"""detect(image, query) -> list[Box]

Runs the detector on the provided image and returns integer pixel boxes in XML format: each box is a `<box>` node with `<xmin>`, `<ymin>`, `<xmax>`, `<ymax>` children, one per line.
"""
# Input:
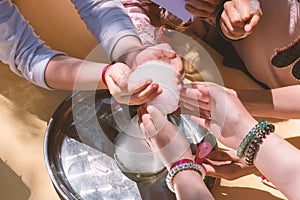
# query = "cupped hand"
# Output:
<box><xmin>138</xmin><ymin>105</ymin><xmax>193</xmax><ymax>169</ymax></box>
<box><xmin>105</xmin><ymin>62</ymin><xmax>162</xmax><ymax>105</ymax></box>
<box><xmin>220</xmin><ymin>0</ymin><xmax>262</xmax><ymax>40</ymax></box>
<box><xmin>130</xmin><ymin>43</ymin><xmax>183</xmax><ymax>76</ymax></box>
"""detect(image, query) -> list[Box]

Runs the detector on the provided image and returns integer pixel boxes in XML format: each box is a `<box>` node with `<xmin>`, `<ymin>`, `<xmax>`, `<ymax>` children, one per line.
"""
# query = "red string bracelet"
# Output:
<box><xmin>101</xmin><ymin>62</ymin><xmax>115</xmax><ymax>87</ymax></box>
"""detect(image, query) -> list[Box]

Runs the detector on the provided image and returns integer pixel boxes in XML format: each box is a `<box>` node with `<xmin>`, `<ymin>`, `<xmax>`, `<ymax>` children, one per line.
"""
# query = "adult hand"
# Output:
<box><xmin>220</xmin><ymin>0</ymin><xmax>262</xmax><ymax>40</ymax></box>
<box><xmin>138</xmin><ymin>105</ymin><xmax>192</xmax><ymax>169</ymax></box>
<box><xmin>105</xmin><ymin>62</ymin><xmax>162</xmax><ymax>105</ymax></box>
<box><xmin>185</xmin><ymin>0</ymin><xmax>221</xmax><ymax>19</ymax></box>
<box><xmin>203</xmin><ymin>149</ymin><xmax>260</xmax><ymax>180</ymax></box>
<box><xmin>181</xmin><ymin>82</ymin><xmax>257</xmax><ymax>149</ymax></box>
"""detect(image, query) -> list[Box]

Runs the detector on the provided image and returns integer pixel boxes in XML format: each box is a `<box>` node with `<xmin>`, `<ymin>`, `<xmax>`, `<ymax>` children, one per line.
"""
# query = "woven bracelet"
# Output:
<box><xmin>237</xmin><ymin>120</ymin><xmax>269</xmax><ymax>158</ymax></box>
<box><xmin>245</xmin><ymin>123</ymin><xmax>275</xmax><ymax>166</ymax></box>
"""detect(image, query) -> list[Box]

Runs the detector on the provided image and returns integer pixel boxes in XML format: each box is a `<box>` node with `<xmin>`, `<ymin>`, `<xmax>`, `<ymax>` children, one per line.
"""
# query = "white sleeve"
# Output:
<box><xmin>70</xmin><ymin>0</ymin><xmax>141</xmax><ymax>61</ymax></box>
<box><xmin>0</xmin><ymin>0</ymin><xmax>65</xmax><ymax>89</ymax></box>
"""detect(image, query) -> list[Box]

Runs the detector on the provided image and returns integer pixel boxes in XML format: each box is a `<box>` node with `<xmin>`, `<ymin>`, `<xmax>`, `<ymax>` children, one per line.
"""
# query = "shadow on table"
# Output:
<box><xmin>212</xmin><ymin>136</ymin><xmax>300</xmax><ymax>200</ymax></box>
<box><xmin>0</xmin><ymin>158</ymin><xmax>31</xmax><ymax>200</ymax></box>
<box><xmin>0</xmin><ymin>63</ymin><xmax>70</xmax><ymax>122</ymax></box>
<box><xmin>212</xmin><ymin>179</ymin><xmax>285</xmax><ymax>200</ymax></box>
<box><xmin>285</xmin><ymin>136</ymin><xmax>300</xmax><ymax>149</ymax></box>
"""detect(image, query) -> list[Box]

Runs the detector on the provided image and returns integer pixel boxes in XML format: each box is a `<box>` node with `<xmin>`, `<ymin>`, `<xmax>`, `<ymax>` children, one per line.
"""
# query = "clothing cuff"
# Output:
<box><xmin>31</xmin><ymin>51</ymin><xmax>66</xmax><ymax>90</ymax></box>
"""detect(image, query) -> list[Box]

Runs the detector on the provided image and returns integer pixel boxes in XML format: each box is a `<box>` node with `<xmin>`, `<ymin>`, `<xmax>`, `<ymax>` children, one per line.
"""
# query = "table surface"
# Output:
<box><xmin>1</xmin><ymin>1</ymin><xmax>299</xmax><ymax>199</ymax></box>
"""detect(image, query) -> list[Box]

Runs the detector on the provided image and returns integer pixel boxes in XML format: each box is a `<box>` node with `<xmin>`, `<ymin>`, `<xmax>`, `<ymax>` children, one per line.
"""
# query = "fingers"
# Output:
<box><xmin>180</xmin><ymin>95</ymin><xmax>210</xmax><ymax>110</ymax></box>
<box><xmin>203</xmin><ymin>150</ymin><xmax>259</xmax><ymax>180</ymax></box>
<box><xmin>190</xmin><ymin>115</ymin><xmax>210</xmax><ymax>129</ymax></box>
<box><xmin>221</xmin><ymin>0</ymin><xmax>262</xmax><ymax>39</ymax></box>
<box><xmin>185</xmin><ymin>0</ymin><xmax>219</xmax><ymax>17</ymax></box>
<box><xmin>181</xmin><ymin>83</ymin><xmax>210</xmax><ymax>102</ymax></box>
<box><xmin>150</xmin><ymin>43</ymin><xmax>184</xmax><ymax>75</ymax></box>
<box><xmin>106</xmin><ymin>63</ymin><xmax>130</xmax><ymax>87</ymax></box>
<box><xmin>140</xmin><ymin>113</ymin><xmax>157</xmax><ymax>138</ymax></box>
<box><xmin>157</xmin><ymin>43</ymin><xmax>177</xmax><ymax>58</ymax></box>
<box><xmin>179</xmin><ymin>82</ymin><xmax>212</xmax><ymax>118</ymax></box>
<box><xmin>146</xmin><ymin>105</ymin><xmax>167</xmax><ymax>133</ymax></box>
<box><xmin>121</xmin><ymin>83</ymin><xmax>163</xmax><ymax>105</ymax></box>
<box><xmin>244</xmin><ymin>11</ymin><xmax>262</xmax><ymax>33</ymax></box>
<box><xmin>107</xmin><ymin>62</ymin><xmax>164</xmax><ymax>105</ymax></box>
<box><xmin>205</xmin><ymin>150</ymin><xmax>241</xmax><ymax>162</ymax></box>
<box><xmin>138</xmin><ymin>105</ymin><xmax>168</xmax><ymax>138</ymax></box>
<box><xmin>180</xmin><ymin>83</ymin><xmax>211</xmax><ymax>110</ymax></box>
<box><xmin>203</xmin><ymin>162</ymin><xmax>250</xmax><ymax>180</ymax></box>
<box><xmin>180</xmin><ymin>102</ymin><xmax>211</xmax><ymax>119</ymax></box>
<box><xmin>223</xmin><ymin>3</ymin><xmax>245</xmax><ymax>34</ymax></box>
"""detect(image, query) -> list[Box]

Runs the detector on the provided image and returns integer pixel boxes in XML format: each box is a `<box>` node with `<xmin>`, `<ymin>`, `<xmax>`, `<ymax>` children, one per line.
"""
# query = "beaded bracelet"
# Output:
<box><xmin>166</xmin><ymin>161</ymin><xmax>206</xmax><ymax>193</ymax></box>
<box><xmin>169</xmin><ymin>159</ymin><xmax>194</xmax><ymax>170</ymax></box>
<box><xmin>245</xmin><ymin>123</ymin><xmax>275</xmax><ymax>166</ymax></box>
<box><xmin>237</xmin><ymin>120</ymin><xmax>269</xmax><ymax>158</ymax></box>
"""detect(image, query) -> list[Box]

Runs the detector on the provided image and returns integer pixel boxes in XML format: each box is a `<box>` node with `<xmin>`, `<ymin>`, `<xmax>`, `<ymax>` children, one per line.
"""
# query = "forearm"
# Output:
<box><xmin>45</xmin><ymin>55</ymin><xmax>108</xmax><ymax>90</ymax></box>
<box><xmin>254</xmin><ymin>133</ymin><xmax>300</xmax><ymax>200</ymax></box>
<box><xmin>231</xmin><ymin>120</ymin><xmax>300</xmax><ymax>199</ymax></box>
<box><xmin>237</xmin><ymin>85</ymin><xmax>300</xmax><ymax>119</ymax></box>
<box><xmin>70</xmin><ymin>0</ymin><xmax>142</xmax><ymax>61</ymax></box>
<box><xmin>0</xmin><ymin>0</ymin><xmax>64</xmax><ymax>89</ymax></box>
<box><xmin>173</xmin><ymin>170</ymin><xmax>214</xmax><ymax>200</ymax></box>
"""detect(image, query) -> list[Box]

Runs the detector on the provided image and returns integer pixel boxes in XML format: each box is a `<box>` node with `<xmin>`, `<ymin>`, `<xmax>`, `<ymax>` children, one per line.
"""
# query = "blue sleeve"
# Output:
<box><xmin>0</xmin><ymin>0</ymin><xmax>65</xmax><ymax>89</ymax></box>
<box><xmin>70</xmin><ymin>0</ymin><xmax>140</xmax><ymax>60</ymax></box>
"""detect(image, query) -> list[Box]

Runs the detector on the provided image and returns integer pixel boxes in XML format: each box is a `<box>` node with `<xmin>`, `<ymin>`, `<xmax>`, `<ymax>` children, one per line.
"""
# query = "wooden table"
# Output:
<box><xmin>1</xmin><ymin>1</ymin><xmax>299</xmax><ymax>199</ymax></box>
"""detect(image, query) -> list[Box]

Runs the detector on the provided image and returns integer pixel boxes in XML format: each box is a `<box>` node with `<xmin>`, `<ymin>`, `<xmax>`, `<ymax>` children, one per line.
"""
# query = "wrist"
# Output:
<box><xmin>237</xmin><ymin>120</ymin><xmax>273</xmax><ymax>159</ymax></box>
<box><xmin>173</xmin><ymin>169</ymin><xmax>203</xmax><ymax>187</ymax></box>
<box><xmin>233</xmin><ymin>118</ymin><xmax>258</xmax><ymax>150</ymax></box>
<box><xmin>111</xmin><ymin>35</ymin><xmax>143</xmax><ymax>67</ymax></box>
<box><xmin>166</xmin><ymin>160</ymin><xmax>206</xmax><ymax>193</ymax></box>
<box><xmin>101</xmin><ymin>62</ymin><xmax>116</xmax><ymax>88</ymax></box>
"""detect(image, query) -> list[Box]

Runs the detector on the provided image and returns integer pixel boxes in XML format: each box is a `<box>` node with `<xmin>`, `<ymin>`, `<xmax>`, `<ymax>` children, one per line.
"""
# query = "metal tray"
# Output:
<box><xmin>44</xmin><ymin>90</ymin><xmax>217</xmax><ymax>200</ymax></box>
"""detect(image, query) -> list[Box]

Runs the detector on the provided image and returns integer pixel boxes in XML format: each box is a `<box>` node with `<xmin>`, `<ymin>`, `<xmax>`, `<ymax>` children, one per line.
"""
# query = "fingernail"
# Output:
<box><xmin>244</xmin><ymin>24</ymin><xmax>252</xmax><ymax>32</ymax></box>
<box><xmin>146</xmin><ymin>105</ymin><xmax>155</xmax><ymax>113</ymax></box>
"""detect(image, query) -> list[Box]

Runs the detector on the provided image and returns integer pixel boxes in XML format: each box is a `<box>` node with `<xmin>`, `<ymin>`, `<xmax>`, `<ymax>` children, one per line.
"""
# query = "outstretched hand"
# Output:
<box><xmin>181</xmin><ymin>82</ymin><xmax>257</xmax><ymax>149</ymax></box>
